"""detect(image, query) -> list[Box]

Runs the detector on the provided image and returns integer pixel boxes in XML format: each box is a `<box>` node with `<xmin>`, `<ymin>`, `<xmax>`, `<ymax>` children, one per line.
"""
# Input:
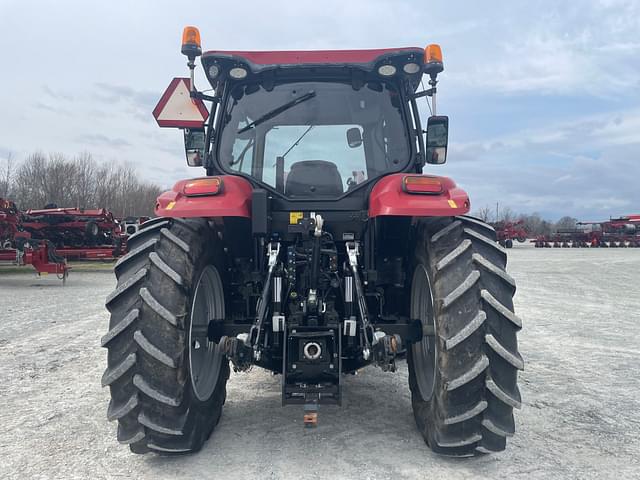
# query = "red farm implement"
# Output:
<box><xmin>0</xmin><ymin>198</ymin><xmax>20</xmax><ymax>249</ymax></box>
<box><xmin>0</xmin><ymin>198</ymin><xmax>69</xmax><ymax>279</ymax></box>
<box><xmin>491</xmin><ymin>220</ymin><xmax>528</xmax><ymax>248</ymax></box>
<box><xmin>0</xmin><ymin>240</ymin><xmax>70</xmax><ymax>280</ymax></box>
<box><xmin>21</xmin><ymin>206</ymin><xmax>127</xmax><ymax>260</ymax></box>
<box><xmin>532</xmin><ymin>215</ymin><xmax>640</xmax><ymax>248</ymax></box>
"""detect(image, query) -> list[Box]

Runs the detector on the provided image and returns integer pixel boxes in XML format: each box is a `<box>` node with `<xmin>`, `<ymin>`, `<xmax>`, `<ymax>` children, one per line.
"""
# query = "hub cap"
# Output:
<box><xmin>410</xmin><ymin>265</ymin><xmax>437</xmax><ymax>401</ymax></box>
<box><xmin>189</xmin><ymin>264</ymin><xmax>224</xmax><ymax>401</ymax></box>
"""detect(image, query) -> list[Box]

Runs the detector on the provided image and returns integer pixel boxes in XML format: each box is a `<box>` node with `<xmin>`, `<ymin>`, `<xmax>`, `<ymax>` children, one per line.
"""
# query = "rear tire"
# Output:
<box><xmin>102</xmin><ymin>217</ymin><xmax>230</xmax><ymax>454</ymax></box>
<box><xmin>408</xmin><ymin>215</ymin><xmax>523</xmax><ymax>456</ymax></box>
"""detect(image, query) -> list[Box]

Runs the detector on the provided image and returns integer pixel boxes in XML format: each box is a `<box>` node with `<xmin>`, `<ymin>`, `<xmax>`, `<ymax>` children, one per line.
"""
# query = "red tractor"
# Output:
<box><xmin>102</xmin><ymin>27</ymin><xmax>523</xmax><ymax>456</ymax></box>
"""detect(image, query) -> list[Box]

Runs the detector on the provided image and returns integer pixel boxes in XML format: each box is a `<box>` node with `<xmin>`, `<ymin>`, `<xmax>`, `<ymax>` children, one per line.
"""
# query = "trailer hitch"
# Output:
<box><xmin>372</xmin><ymin>332</ymin><xmax>403</xmax><ymax>372</ymax></box>
<box><xmin>218</xmin><ymin>334</ymin><xmax>253</xmax><ymax>372</ymax></box>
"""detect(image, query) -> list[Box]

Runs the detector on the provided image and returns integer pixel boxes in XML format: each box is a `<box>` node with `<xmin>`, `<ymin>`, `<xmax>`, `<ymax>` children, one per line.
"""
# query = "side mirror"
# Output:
<box><xmin>184</xmin><ymin>128</ymin><xmax>206</xmax><ymax>166</ymax></box>
<box><xmin>346</xmin><ymin>127</ymin><xmax>363</xmax><ymax>148</ymax></box>
<box><xmin>425</xmin><ymin>116</ymin><xmax>448</xmax><ymax>165</ymax></box>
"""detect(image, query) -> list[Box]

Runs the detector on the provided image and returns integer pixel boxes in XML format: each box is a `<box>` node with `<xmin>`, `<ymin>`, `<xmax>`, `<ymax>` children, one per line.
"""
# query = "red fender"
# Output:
<box><xmin>368</xmin><ymin>173</ymin><xmax>470</xmax><ymax>218</ymax></box>
<box><xmin>155</xmin><ymin>176</ymin><xmax>253</xmax><ymax>218</ymax></box>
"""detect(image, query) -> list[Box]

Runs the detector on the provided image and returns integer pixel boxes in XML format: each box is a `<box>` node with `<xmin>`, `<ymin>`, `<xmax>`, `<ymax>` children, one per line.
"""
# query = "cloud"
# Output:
<box><xmin>75</xmin><ymin>134</ymin><xmax>131</xmax><ymax>149</ymax></box>
<box><xmin>452</xmin><ymin>107</ymin><xmax>640</xmax><ymax>154</ymax></box>
<box><xmin>94</xmin><ymin>82</ymin><xmax>157</xmax><ymax>109</ymax></box>
<box><xmin>446</xmin><ymin>2</ymin><xmax>640</xmax><ymax>96</ymax></box>
<box><xmin>42</xmin><ymin>85</ymin><xmax>74</xmax><ymax>101</ymax></box>
<box><xmin>440</xmin><ymin>110</ymin><xmax>640</xmax><ymax>220</ymax></box>
<box><xmin>92</xmin><ymin>82</ymin><xmax>159</xmax><ymax>123</ymax></box>
<box><xmin>33</xmin><ymin>102</ymin><xmax>71</xmax><ymax>116</ymax></box>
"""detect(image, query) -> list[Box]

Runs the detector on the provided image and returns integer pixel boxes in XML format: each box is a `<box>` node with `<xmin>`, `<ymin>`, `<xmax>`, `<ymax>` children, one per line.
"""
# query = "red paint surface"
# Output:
<box><xmin>368</xmin><ymin>174</ymin><xmax>470</xmax><ymax>218</ymax></box>
<box><xmin>203</xmin><ymin>48</ymin><xmax>423</xmax><ymax>66</ymax></box>
<box><xmin>155</xmin><ymin>176</ymin><xmax>253</xmax><ymax>218</ymax></box>
<box><xmin>0</xmin><ymin>244</ymin><xmax>69</xmax><ymax>276</ymax></box>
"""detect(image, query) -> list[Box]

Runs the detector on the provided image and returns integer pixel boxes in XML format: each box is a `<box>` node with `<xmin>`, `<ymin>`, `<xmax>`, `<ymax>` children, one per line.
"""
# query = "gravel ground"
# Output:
<box><xmin>1</xmin><ymin>246</ymin><xmax>639</xmax><ymax>480</ymax></box>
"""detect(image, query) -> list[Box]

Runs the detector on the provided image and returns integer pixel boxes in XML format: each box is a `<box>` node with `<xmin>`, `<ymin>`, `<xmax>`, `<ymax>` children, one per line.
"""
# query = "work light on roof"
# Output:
<box><xmin>377</xmin><ymin>64</ymin><xmax>397</xmax><ymax>77</ymax></box>
<box><xmin>403</xmin><ymin>62</ymin><xmax>421</xmax><ymax>74</ymax></box>
<box><xmin>208</xmin><ymin>64</ymin><xmax>221</xmax><ymax>79</ymax></box>
<box><xmin>229</xmin><ymin>67</ymin><xmax>248</xmax><ymax>79</ymax></box>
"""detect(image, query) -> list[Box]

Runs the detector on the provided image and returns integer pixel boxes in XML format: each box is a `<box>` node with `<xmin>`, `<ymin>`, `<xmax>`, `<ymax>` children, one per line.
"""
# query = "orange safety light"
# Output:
<box><xmin>181</xmin><ymin>26</ymin><xmax>202</xmax><ymax>58</ymax></box>
<box><xmin>424</xmin><ymin>44</ymin><xmax>444</xmax><ymax>76</ymax></box>
<box><xmin>424</xmin><ymin>44</ymin><xmax>443</xmax><ymax>64</ymax></box>
<box><xmin>402</xmin><ymin>175</ymin><xmax>443</xmax><ymax>194</ymax></box>
<box><xmin>183</xmin><ymin>177</ymin><xmax>223</xmax><ymax>196</ymax></box>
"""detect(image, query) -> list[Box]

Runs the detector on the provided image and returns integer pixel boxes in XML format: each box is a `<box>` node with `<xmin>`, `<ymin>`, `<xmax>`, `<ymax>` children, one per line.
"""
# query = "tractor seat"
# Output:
<box><xmin>285</xmin><ymin>160</ymin><xmax>343</xmax><ymax>197</ymax></box>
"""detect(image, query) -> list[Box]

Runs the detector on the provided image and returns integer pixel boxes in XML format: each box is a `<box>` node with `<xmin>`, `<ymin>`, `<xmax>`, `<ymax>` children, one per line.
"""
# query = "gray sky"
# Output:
<box><xmin>1</xmin><ymin>0</ymin><xmax>638</xmax><ymax>220</ymax></box>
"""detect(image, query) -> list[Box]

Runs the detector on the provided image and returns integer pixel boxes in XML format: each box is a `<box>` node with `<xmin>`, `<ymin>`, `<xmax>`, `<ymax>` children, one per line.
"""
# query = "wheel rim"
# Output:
<box><xmin>410</xmin><ymin>265</ymin><xmax>437</xmax><ymax>401</ymax></box>
<box><xmin>189</xmin><ymin>264</ymin><xmax>224</xmax><ymax>401</ymax></box>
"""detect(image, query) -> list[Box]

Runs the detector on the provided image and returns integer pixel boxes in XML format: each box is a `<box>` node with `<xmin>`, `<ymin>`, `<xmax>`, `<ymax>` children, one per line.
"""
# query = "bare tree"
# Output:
<box><xmin>72</xmin><ymin>152</ymin><xmax>97</xmax><ymax>208</ymax></box>
<box><xmin>0</xmin><ymin>152</ymin><xmax>14</xmax><ymax>198</ymax></box>
<box><xmin>473</xmin><ymin>205</ymin><xmax>493</xmax><ymax>223</ymax></box>
<box><xmin>555</xmin><ymin>216</ymin><xmax>578</xmax><ymax>232</ymax></box>
<box><xmin>498</xmin><ymin>206</ymin><xmax>516</xmax><ymax>223</ymax></box>
<box><xmin>7</xmin><ymin>151</ymin><xmax>161</xmax><ymax>216</ymax></box>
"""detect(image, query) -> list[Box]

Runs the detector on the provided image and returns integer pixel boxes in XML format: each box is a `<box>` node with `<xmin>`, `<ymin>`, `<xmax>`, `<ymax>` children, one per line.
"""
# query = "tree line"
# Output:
<box><xmin>473</xmin><ymin>205</ymin><xmax>578</xmax><ymax>236</ymax></box>
<box><xmin>0</xmin><ymin>152</ymin><xmax>162</xmax><ymax>217</ymax></box>
<box><xmin>0</xmin><ymin>152</ymin><xmax>584</xmax><ymax>231</ymax></box>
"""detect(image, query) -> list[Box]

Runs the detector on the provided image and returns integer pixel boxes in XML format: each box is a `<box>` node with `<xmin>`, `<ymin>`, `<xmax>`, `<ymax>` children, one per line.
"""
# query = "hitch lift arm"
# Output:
<box><xmin>345</xmin><ymin>241</ymin><xmax>375</xmax><ymax>359</ymax></box>
<box><xmin>248</xmin><ymin>242</ymin><xmax>281</xmax><ymax>360</ymax></box>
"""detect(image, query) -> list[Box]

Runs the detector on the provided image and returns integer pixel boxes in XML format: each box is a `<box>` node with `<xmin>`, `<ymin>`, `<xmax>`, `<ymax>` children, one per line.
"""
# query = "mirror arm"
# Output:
<box><xmin>411</xmin><ymin>88</ymin><xmax>436</xmax><ymax>100</ymax></box>
<box><xmin>204</xmin><ymin>88</ymin><xmax>222</xmax><ymax>174</ymax></box>
<box><xmin>428</xmin><ymin>76</ymin><xmax>438</xmax><ymax>115</ymax></box>
<box><xmin>409</xmin><ymin>97</ymin><xmax>426</xmax><ymax>169</ymax></box>
<box><xmin>191</xmin><ymin>91</ymin><xmax>219</xmax><ymax>103</ymax></box>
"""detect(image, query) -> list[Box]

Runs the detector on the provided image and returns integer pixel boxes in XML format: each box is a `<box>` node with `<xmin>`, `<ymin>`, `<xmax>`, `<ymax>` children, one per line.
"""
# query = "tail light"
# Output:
<box><xmin>402</xmin><ymin>175</ymin><xmax>443</xmax><ymax>194</ymax></box>
<box><xmin>183</xmin><ymin>177</ymin><xmax>223</xmax><ymax>196</ymax></box>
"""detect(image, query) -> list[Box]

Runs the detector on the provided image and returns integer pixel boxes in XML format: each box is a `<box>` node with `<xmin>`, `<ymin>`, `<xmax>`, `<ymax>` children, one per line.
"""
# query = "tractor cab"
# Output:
<box><xmin>216</xmin><ymin>77</ymin><xmax>409</xmax><ymax>199</ymax></box>
<box><xmin>157</xmin><ymin>28</ymin><xmax>450</xmax><ymax>200</ymax></box>
<box><xmin>201</xmin><ymin>48</ymin><xmax>431</xmax><ymax>200</ymax></box>
<box><xmin>153</xmin><ymin>28</ymin><xmax>465</xmax><ymax>243</ymax></box>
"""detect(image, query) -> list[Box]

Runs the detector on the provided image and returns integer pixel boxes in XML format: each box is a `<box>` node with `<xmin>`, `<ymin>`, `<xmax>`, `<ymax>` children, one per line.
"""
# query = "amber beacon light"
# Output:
<box><xmin>424</xmin><ymin>44</ymin><xmax>444</xmax><ymax>76</ymax></box>
<box><xmin>181</xmin><ymin>26</ymin><xmax>202</xmax><ymax>58</ymax></box>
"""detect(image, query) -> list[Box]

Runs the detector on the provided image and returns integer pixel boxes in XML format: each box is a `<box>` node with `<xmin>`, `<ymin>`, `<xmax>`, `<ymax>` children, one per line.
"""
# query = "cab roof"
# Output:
<box><xmin>202</xmin><ymin>47</ymin><xmax>424</xmax><ymax>67</ymax></box>
<box><xmin>201</xmin><ymin>47</ymin><xmax>426</xmax><ymax>90</ymax></box>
